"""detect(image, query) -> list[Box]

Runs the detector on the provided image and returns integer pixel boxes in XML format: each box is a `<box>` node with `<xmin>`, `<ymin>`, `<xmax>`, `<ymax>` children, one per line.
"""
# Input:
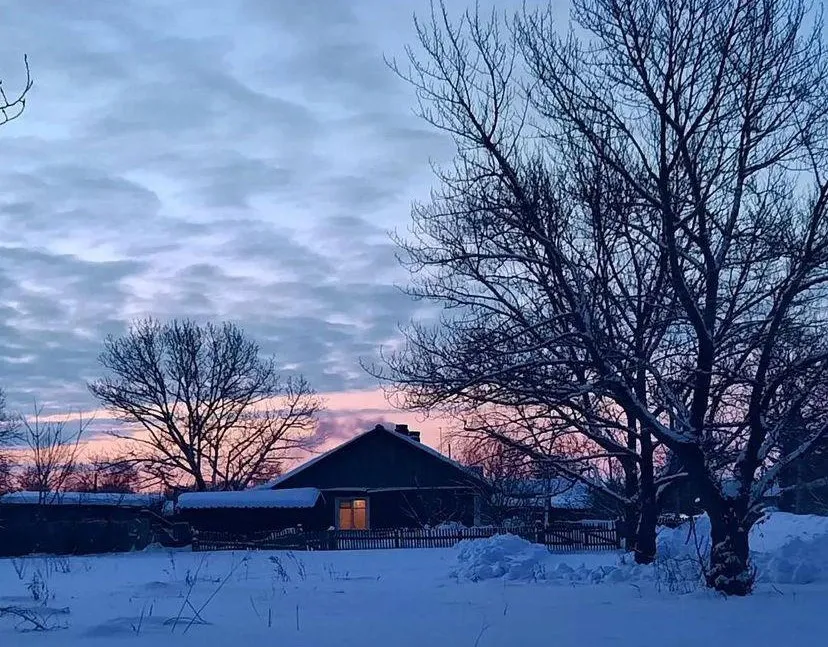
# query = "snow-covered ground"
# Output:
<box><xmin>1</xmin><ymin>512</ymin><xmax>826</xmax><ymax>646</ymax></box>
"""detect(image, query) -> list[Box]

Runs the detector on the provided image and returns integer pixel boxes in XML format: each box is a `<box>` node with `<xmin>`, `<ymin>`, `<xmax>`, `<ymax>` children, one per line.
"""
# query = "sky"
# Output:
<box><xmin>0</xmin><ymin>0</ymin><xmax>551</xmax><ymax>454</ymax></box>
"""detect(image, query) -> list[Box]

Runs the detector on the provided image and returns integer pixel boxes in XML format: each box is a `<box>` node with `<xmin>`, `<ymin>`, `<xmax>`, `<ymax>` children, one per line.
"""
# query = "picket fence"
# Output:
<box><xmin>192</xmin><ymin>520</ymin><xmax>620</xmax><ymax>553</ymax></box>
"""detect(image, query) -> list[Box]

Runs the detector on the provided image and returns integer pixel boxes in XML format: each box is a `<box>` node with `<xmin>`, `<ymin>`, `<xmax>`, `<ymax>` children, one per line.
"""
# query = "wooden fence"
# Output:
<box><xmin>192</xmin><ymin>521</ymin><xmax>620</xmax><ymax>553</ymax></box>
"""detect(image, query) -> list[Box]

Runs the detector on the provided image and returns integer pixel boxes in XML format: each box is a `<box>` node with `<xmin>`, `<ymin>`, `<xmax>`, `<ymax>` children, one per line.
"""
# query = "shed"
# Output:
<box><xmin>174</xmin><ymin>488</ymin><xmax>324</xmax><ymax>533</ymax></box>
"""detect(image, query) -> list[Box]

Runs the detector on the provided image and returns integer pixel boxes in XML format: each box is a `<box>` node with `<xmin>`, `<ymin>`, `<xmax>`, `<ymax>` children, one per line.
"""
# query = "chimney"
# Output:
<box><xmin>395</xmin><ymin>424</ymin><xmax>420</xmax><ymax>442</ymax></box>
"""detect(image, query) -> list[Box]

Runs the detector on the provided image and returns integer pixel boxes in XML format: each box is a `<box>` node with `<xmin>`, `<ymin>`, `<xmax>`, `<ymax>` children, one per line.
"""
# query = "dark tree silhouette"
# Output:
<box><xmin>374</xmin><ymin>0</ymin><xmax>828</xmax><ymax>595</ymax></box>
<box><xmin>88</xmin><ymin>318</ymin><xmax>324</xmax><ymax>491</ymax></box>
<box><xmin>65</xmin><ymin>453</ymin><xmax>142</xmax><ymax>494</ymax></box>
<box><xmin>16</xmin><ymin>404</ymin><xmax>86</xmax><ymax>500</ymax></box>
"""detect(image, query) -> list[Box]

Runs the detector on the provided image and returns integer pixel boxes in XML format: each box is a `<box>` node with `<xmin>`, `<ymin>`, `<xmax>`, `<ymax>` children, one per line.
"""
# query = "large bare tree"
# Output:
<box><xmin>88</xmin><ymin>318</ymin><xmax>324</xmax><ymax>491</ymax></box>
<box><xmin>375</xmin><ymin>0</ymin><xmax>828</xmax><ymax>595</ymax></box>
<box><xmin>374</xmin><ymin>1</ymin><xmax>676</xmax><ymax>565</ymax></box>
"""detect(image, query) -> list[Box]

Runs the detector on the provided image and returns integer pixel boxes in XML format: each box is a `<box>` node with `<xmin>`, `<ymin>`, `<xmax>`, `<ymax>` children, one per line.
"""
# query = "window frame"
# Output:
<box><xmin>335</xmin><ymin>497</ymin><xmax>370</xmax><ymax>531</ymax></box>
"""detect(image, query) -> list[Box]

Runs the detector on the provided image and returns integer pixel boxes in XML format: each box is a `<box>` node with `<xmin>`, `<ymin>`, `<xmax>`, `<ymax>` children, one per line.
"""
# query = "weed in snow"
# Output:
<box><xmin>163</xmin><ymin>551</ymin><xmax>178</xmax><ymax>581</ymax></box>
<box><xmin>50</xmin><ymin>557</ymin><xmax>71</xmax><ymax>574</ymax></box>
<box><xmin>284</xmin><ymin>552</ymin><xmax>308</xmax><ymax>581</ymax></box>
<box><xmin>27</xmin><ymin>570</ymin><xmax>53</xmax><ymax>605</ymax></box>
<box><xmin>131</xmin><ymin>601</ymin><xmax>155</xmax><ymax>636</ymax></box>
<box><xmin>168</xmin><ymin>554</ymin><xmax>250</xmax><ymax>635</ymax></box>
<box><xmin>10</xmin><ymin>558</ymin><xmax>27</xmax><ymax>581</ymax></box>
<box><xmin>269</xmin><ymin>555</ymin><xmax>291</xmax><ymax>583</ymax></box>
<box><xmin>323</xmin><ymin>562</ymin><xmax>350</xmax><ymax>581</ymax></box>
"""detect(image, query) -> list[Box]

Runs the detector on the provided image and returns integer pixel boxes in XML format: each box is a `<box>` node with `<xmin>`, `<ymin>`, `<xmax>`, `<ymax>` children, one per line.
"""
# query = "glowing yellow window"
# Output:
<box><xmin>338</xmin><ymin>498</ymin><xmax>368</xmax><ymax>530</ymax></box>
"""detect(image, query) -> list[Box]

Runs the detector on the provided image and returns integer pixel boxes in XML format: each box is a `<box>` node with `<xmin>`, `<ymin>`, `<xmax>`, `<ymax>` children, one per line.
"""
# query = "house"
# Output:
<box><xmin>174</xmin><ymin>423</ymin><xmax>487</xmax><ymax>534</ymax></box>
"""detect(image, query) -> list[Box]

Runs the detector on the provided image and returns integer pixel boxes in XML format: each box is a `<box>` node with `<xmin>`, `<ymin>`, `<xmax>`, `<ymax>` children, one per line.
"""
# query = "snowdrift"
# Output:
<box><xmin>657</xmin><ymin>511</ymin><xmax>828</xmax><ymax>585</ymax></box>
<box><xmin>451</xmin><ymin>534</ymin><xmax>551</xmax><ymax>582</ymax></box>
<box><xmin>451</xmin><ymin>512</ymin><xmax>828</xmax><ymax>587</ymax></box>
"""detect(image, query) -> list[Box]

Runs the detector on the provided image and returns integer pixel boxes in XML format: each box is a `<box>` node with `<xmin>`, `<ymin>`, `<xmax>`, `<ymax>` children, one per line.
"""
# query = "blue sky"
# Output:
<box><xmin>0</xmin><ymin>0</ymin><xmax>548</xmax><ymax>418</ymax></box>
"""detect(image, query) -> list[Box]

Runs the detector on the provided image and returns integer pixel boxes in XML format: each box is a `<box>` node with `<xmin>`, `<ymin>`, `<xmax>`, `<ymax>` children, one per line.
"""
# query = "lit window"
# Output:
<box><xmin>338</xmin><ymin>498</ymin><xmax>368</xmax><ymax>530</ymax></box>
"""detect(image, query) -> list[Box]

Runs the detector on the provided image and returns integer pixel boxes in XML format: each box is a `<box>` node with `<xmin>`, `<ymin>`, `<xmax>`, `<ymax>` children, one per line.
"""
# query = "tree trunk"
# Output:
<box><xmin>706</xmin><ymin>501</ymin><xmax>753</xmax><ymax>596</ymax></box>
<box><xmin>622</xmin><ymin>499</ymin><xmax>639</xmax><ymax>554</ymax></box>
<box><xmin>620</xmin><ymin>454</ymin><xmax>639</xmax><ymax>554</ymax></box>
<box><xmin>635</xmin><ymin>490</ymin><xmax>658</xmax><ymax>564</ymax></box>
<box><xmin>619</xmin><ymin>412</ymin><xmax>641</xmax><ymax>555</ymax></box>
<box><xmin>634</xmin><ymin>433</ymin><xmax>657</xmax><ymax>565</ymax></box>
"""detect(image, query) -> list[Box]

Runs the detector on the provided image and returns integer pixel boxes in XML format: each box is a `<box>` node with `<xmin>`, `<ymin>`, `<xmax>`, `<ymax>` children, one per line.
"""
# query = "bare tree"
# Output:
<box><xmin>88</xmin><ymin>318</ymin><xmax>324</xmax><ymax>491</ymax></box>
<box><xmin>455</xmin><ymin>428</ymin><xmax>594</xmax><ymax>525</ymax></box>
<box><xmin>454</xmin><ymin>425</ymin><xmax>529</xmax><ymax>482</ymax></box>
<box><xmin>0</xmin><ymin>389</ymin><xmax>19</xmax><ymax>493</ymax></box>
<box><xmin>372</xmin><ymin>1</ymin><xmax>673</xmax><ymax>564</ymax></box>
<box><xmin>0</xmin><ymin>454</ymin><xmax>14</xmax><ymax>494</ymax></box>
<box><xmin>65</xmin><ymin>453</ymin><xmax>141</xmax><ymax>494</ymax></box>
<box><xmin>17</xmin><ymin>404</ymin><xmax>86</xmax><ymax>501</ymax></box>
<box><xmin>374</xmin><ymin>0</ymin><xmax>828</xmax><ymax>595</ymax></box>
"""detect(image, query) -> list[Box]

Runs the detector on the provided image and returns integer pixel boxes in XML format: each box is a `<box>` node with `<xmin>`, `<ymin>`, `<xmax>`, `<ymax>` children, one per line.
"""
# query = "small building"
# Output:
<box><xmin>0</xmin><ymin>491</ymin><xmax>167</xmax><ymax>556</ymax></box>
<box><xmin>489</xmin><ymin>477</ymin><xmax>598</xmax><ymax>525</ymax></box>
<box><xmin>175</xmin><ymin>487</ymin><xmax>325</xmax><ymax>533</ymax></box>
<box><xmin>176</xmin><ymin>423</ymin><xmax>487</xmax><ymax>534</ymax></box>
<box><xmin>0</xmin><ymin>491</ymin><xmax>165</xmax><ymax>522</ymax></box>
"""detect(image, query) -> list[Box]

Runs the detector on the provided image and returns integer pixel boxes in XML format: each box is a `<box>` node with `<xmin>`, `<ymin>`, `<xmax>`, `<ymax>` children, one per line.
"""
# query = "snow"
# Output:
<box><xmin>452</xmin><ymin>534</ymin><xmax>551</xmax><ymax>582</ymax></box>
<box><xmin>176</xmin><ymin>487</ymin><xmax>321</xmax><ymax>510</ymax></box>
<box><xmin>751</xmin><ymin>512</ymin><xmax>828</xmax><ymax>552</ymax></box>
<box><xmin>1</xmin><ymin>544</ymin><xmax>826</xmax><ymax>646</ymax></box>
<box><xmin>639</xmin><ymin>511</ymin><xmax>828</xmax><ymax>587</ymax></box>
<box><xmin>0</xmin><ymin>491</ymin><xmax>164</xmax><ymax>508</ymax></box>
<box><xmin>655</xmin><ymin>511</ymin><xmax>828</xmax><ymax>559</ymax></box>
<box><xmin>449</xmin><ymin>512</ymin><xmax>828</xmax><ymax>590</ymax></box>
<box><xmin>1</xmin><ymin>511</ymin><xmax>827</xmax><ymax>645</ymax></box>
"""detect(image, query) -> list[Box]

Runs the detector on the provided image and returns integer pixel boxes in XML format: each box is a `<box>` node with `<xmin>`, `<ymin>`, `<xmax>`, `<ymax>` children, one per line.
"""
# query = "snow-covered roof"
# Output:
<box><xmin>551</xmin><ymin>484</ymin><xmax>592</xmax><ymax>509</ymax></box>
<box><xmin>0</xmin><ymin>491</ymin><xmax>164</xmax><ymax>508</ymax></box>
<box><xmin>499</xmin><ymin>478</ymin><xmax>593</xmax><ymax>510</ymax></box>
<box><xmin>721</xmin><ymin>479</ymin><xmax>782</xmax><ymax>499</ymax></box>
<box><xmin>259</xmin><ymin>424</ymin><xmax>485</xmax><ymax>490</ymax></box>
<box><xmin>176</xmin><ymin>487</ymin><xmax>321</xmax><ymax>510</ymax></box>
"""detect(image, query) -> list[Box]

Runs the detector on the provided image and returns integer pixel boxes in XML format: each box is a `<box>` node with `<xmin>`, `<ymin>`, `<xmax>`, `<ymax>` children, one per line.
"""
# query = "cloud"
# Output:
<box><xmin>0</xmin><ymin>0</ymin><xmax>469</xmax><ymax>416</ymax></box>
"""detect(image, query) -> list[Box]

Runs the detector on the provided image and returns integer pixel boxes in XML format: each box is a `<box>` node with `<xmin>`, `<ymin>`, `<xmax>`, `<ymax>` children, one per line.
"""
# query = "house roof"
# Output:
<box><xmin>498</xmin><ymin>478</ymin><xmax>593</xmax><ymax>510</ymax></box>
<box><xmin>176</xmin><ymin>487</ymin><xmax>321</xmax><ymax>510</ymax></box>
<box><xmin>258</xmin><ymin>424</ymin><xmax>485</xmax><ymax>490</ymax></box>
<box><xmin>0</xmin><ymin>491</ymin><xmax>164</xmax><ymax>508</ymax></box>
